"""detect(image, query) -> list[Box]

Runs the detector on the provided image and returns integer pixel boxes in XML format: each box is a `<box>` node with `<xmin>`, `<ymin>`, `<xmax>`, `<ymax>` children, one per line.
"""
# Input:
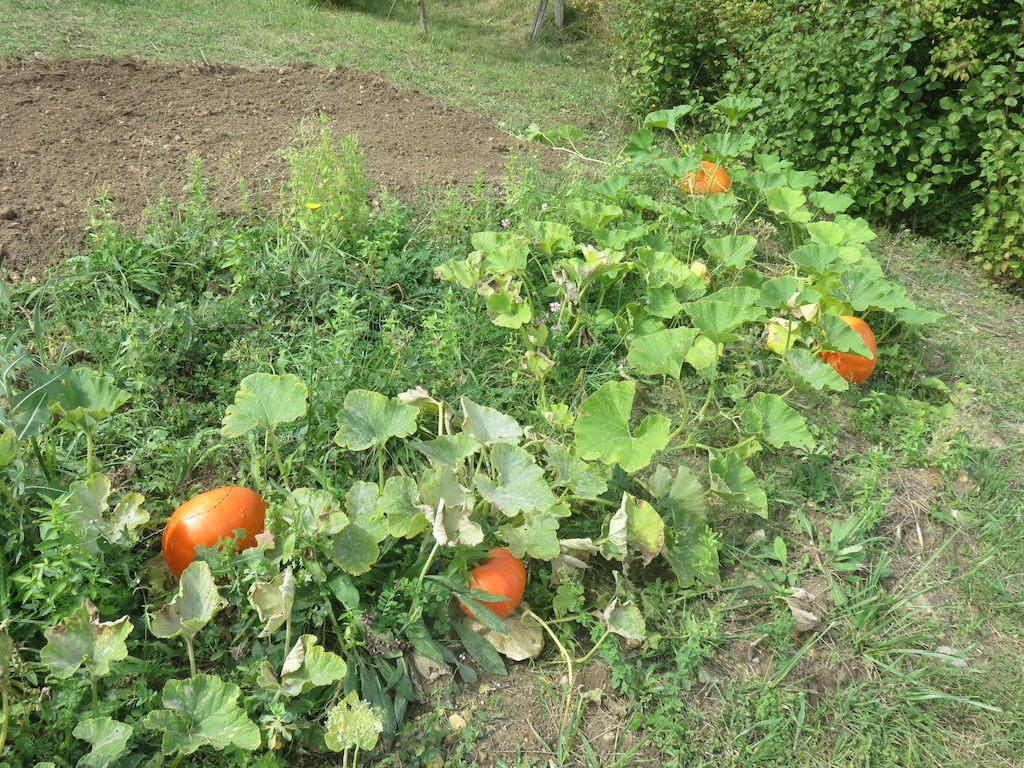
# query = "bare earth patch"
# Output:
<box><xmin>0</xmin><ymin>56</ymin><xmax>537</xmax><ymax>279</ymax></box>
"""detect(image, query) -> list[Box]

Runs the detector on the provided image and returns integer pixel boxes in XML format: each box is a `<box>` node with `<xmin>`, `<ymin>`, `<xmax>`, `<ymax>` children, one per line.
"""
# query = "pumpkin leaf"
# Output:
<box><xmin>499</xmin><ymin>502</ymin><xmax>570</xmax><ymax>561</ymax></box>
<box><xmin>40</xmin><ymin>600</ymin><xmax>132</xmax><ymax>680</ymax></box>
<box><xmin>651</xmin><ymin>466</ymin><xmax>720</xmax><ymax>587</ymax></box>
<box><xmin>48</xmin><ymin>368</ymin><xmax>130</xmax><ymax>431</ymax></box>
<box><xmin>763</xmin><ymin>187</ymin><xmax>812</xmax><ymax>222</ymax></box>
<box><xmin>279</xmin><ymin>634</ymin><xmax>348</xmax><ymax>697</ymax></box>
<box><xmin>221</xmin><ymin>373</ymin><xmax>308</xmax><ymax>438</ymax></box>
<box><xmin>143</xmin><ymin>674</ymin><xmax>261</xmax><ymax>754</ymax></box>
<box><xmin>523</xmin><ymin>219</ymin><xmax>575</xmax><ymax>257</ymax></box>
<box><xmin>151</xmin><ymin>561</ymin><xmax>226</xmax><ymax>642</ymax></box>
<box><xmin>784</xmin><ymin>348</ymin><xmax>850</xmax><ymax>391</ymax></box>
<box><xmin>334</xmin><ymin>390</ymin><xmax>419</xmax><ymax>452</ymax></box>
<box><xmin>790</xmin><ymin>243</ymin><xmax>842</xmax><ymax>274</ymax></box>
<box><xmin>702</xmin><ymin>235</ymin><xmax>756</xmax><ymax>269</ymax></box>
<box><xmin>574</xmin><ymin>380</ymin><xmax>670</xmax><ymax>473</ymax></box>
<box><xmin>73</xmin><ymin>717</ymin><xmax>132</xmax><ymax>768</ymax></box>
<box><xmin>460</xmin><ymin>397</ymin><xmax>523</xmax><ymax>445</ymax></box>
<box><xmin>809</xmin><ymin>191</ymin><xmax>855</xmax><ymax>214</ymax></box>
<box><xmin>643</xmin><ymin>104</ymin><xmax>695</xmax><ymax>132</ymax></box>
<box><xmin>412</xmin><ymin>433</ymin><xmax>480</xmax><ymax>468</ymax></box>
<box><xmin>545</xmin><ymin>445</ymin><xmax>609</xmax><ymax>500</ymax></box>
<box><xmin>741</xmin><ymin>393</ymin><xmax>815</xmax><ymax>450</ymax></box>
<box><xmin>626</xmin><ymin>327</ymin><xmax>698</xmax><ymax>380</ymax></box>
<box><xmin>601</xmin><ymin>599</ymin><xmax>647</xmax><ymax>641</ymax></box>
<box><xmin>329</xmin><ymin>481</ymin><xmax>387</xmax><ymax>575</ymax></box>
<box><xmin>680</xmin><ymin>301</ymin><xmax>745</xmax><ymax>344</ymax></box>
<box><xmin>475</xmin><ymin>443</ymin><xmax>557</xmax><ymax>517</ymax></box>
<box><xmin>819</xmin><ymin>314</ymin><xmax>873</xmax><ymax>356</ymax></box>
<box><xmin>379</xmin><ymin>475</ymin><xmax>431</xmax><ymax>539</ymax></box>
<box><xmin>486</xmin><ymin>285</ymin><xmax>533</xmax><ymax>329</ymax></box>
<box><xmin>247</xmin><ymin>566</ymin><xmax>295</xmax><ymax>639</ymax></box>
<box><xmin>621</xmin><ymin>493</ymin><xmax>665</xmax><ymax>566</ymax></box>
<box><xmin>708</xmin><ymin>450</ymin><xmax>768</xmax><ymax>518</ymax></box>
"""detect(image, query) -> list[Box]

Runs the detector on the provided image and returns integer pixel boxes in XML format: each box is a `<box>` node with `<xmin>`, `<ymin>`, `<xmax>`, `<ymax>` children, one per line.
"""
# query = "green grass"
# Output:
<box><xmin>1</xmin><ymin>0</ymin><xmax>625</xmax><ymax>139</ymax></box>
<box><xmin>3</xmin><ymin>4</ymin><xmax>1024</xmax><ymax>768</ymax></box>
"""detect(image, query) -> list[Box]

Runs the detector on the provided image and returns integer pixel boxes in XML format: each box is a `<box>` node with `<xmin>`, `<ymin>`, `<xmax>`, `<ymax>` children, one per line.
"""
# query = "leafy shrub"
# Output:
<box><xmin>609</xmin><ymin>0</ymin><xmax>1024</xmax><ymax>289</ymax></box>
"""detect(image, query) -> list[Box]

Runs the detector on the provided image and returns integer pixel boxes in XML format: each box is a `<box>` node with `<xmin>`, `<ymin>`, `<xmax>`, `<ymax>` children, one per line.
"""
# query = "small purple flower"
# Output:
<box><xmin>501</xmin><ymin>218</ymin><xmax>511</xmax><ymax>228</ymax></box>
<box><xmin>549</xmin><ymin>301</ymin><xmax>562</xmax><ymax>312</ymax></box>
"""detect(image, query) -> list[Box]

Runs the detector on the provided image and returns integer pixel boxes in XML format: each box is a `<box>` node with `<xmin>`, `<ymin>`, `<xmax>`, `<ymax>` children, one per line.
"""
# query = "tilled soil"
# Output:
<box><xmin>0</xmin><ymin>55</ymin><xmax>535</xmax><ymax>279</ymax></box>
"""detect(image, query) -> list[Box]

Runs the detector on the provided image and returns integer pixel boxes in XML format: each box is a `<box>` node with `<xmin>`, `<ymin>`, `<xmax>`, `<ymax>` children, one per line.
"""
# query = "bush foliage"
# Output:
<box><xmin>610</xmin><ymin>0</ymin><xmax>1024</xmax><ymax>287</ymax></box>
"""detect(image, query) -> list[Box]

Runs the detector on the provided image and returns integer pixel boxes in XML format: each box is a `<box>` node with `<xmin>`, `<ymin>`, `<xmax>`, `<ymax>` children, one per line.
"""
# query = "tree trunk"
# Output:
<box><xmin>554</xmin><ymin>0</ymin><xmax>564</xmax><ymax>28</ymax></box>
<box><xmin>419</xmin><ymin>0</ymin><xmax>428</xmax><ymax>33</ymax></box>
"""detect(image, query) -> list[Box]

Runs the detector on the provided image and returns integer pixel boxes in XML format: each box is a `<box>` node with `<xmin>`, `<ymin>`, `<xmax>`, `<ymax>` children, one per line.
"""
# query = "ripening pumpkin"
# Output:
<box><xmin>458</xmin><ymin>548</ymin><xmax>527</xmax><ymax>620</ymax></box>
<box><xmin>819</xmin><ymin>315</ymin><xmax>877</xmax><ymax>383</ymax></box>
<box><xmin>162</xmin><ymin>486</ymin><xmax>267</xmax><ymax>578</ymax></box>
<box><xmin>677</xmin><ymin>161</ymin><xmax>731</xmax><ymax>196</ymax></box>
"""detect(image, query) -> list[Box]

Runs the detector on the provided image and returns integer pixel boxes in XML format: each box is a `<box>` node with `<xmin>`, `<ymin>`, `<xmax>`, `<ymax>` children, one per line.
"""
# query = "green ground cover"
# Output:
<box><xmin>2</xmin><ymin>2</ymin><xmax>1023</xmax><ymax>767</ymax></box>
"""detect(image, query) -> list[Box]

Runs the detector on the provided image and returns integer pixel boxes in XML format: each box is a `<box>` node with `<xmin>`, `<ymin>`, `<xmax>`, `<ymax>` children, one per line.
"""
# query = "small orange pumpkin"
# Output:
<box><xmin>162</xmin><ymin>486</ymin><xmax>268</xmax><ymax>578</ymax></box>
<box><xmin>677</xmin><ymin>161</ymin><xmax>731</xmax><ymax>196</ymax></box>
<box><xmin>819</xmin><ymin>315</ymin><xmax>877</xmax><ymax>383</ymax></box>
<box><xmin>458</xmin><ymin>548</ymin><xmax>527</xmax><ymax>620</ymax></box>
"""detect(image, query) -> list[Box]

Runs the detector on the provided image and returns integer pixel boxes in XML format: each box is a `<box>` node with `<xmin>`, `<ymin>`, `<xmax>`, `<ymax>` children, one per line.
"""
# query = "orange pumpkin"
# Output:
<box><xmin>162</xmin><ymin>486</ymin><xmax>267</xmax><ymax>578</ymax></box>
<box><xmin>819</xmin><ymin>315</ymin><xmax>877</xmax><ymax>383</ymax></box>
<box><xmin>458</xmin><ymin>548</ymin><xmax>527</xmax><ymax>620</ymax></box>
<box><xmin>677</xmin><ymin>161</ymin><xmax>731</xmax><ymax>196</ymax></box>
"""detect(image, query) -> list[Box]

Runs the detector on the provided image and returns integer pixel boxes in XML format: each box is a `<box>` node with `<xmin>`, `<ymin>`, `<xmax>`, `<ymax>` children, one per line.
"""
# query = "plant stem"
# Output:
<box><xmin>417</xmin><ymin>538</ymin><xmax>442</xmax><ymax>587</ymax></box>
<box><xmin>573</xmin><ymin>627</ymin><xmax>613</xmax><ymax>667</ymax></box>
<box><xmin>269</xmin><ymin>431</ymin><xmax>288</xmax><ymax>488</ymax></box>
<box><xmin>521</xmin><ymin>608</ymin><xmax>574</xmax><ymax>736</ymax></box>
<box><xmin>186</xmin><ymin>637</ymin><xmax>197</xmax><ymax>678</ymax></box>
<box><xmin>85</xmin><ymin>429</ymin><xmax>95</xmax><ymax>475</ymax></box>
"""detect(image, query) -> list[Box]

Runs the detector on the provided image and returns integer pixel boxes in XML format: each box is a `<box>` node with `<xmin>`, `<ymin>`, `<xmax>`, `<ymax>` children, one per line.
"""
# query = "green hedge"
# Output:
<box><xmin>610</xmin><ymin>0</ymin><xmax>1024</xmax><ymax>286</ymax></box>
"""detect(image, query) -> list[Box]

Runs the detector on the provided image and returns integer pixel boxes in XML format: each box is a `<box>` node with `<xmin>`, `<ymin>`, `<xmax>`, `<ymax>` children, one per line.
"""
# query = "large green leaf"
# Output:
<box><xmin>784</xmin><ymin>348</ymin><xmax>850</xmax><ymax>391</ymax></box>
<box><xmin>499</xmin><ymin>501</ymin><xmax>570</xmax><ymax>561</ymax></box>
<box><xmin>278</xmin><ymin>635</ymin><xmax>348</xmax><ymax>697</ymax></box>
<box><xmin>73</xmin><ymin>717</ymin><xmax>132</xmax><ymax>768</ymax></box>
<box><xmin>626</xmin><ymin>327</ymin><xmax>698</xmax><ymax>380</ymax></box>
<box><xmin>329</xmin><ymin>481</ymin><xmax>388</xmax><ymax>575</ymax></box>
<box><xmin>412</xmin><ymin>433</ymin><xmax>480</xmax><ymax>468</ymax></box>
<box><xmin>151</xmin><ymin>561</ymin><xmax>226</xmax><ymax>642</ymax></box>
<box><xmin>574</xmin><ymin>381</ymin><xmax>670</xmax><ymax>473</ymax></box>
<box><xmin>741</xmin><ymin>393</ymin><xmax>814</xmax><ymax>450</ymax></box>
<box><xmin>334</xmin><ymin>390</ymin><xmax>419</xmax><ymax>451</ymax></box>
<box><xmin>379</xmin><ymin>475</ymin><xmax>430</xmax><ymax>539</ymax></box>
<box><xmin>475</xmin><ymin>443</ymin><xmax>557</xmax><ymax>517</ymax></box>
<box><xmin>49</xmin><ymin>368</ymin><xmax>130</xmax><ymax>430</ymax></box>
<box><xmin>40</xmin><ymin>600</ymin><xmax>132</xmax><ymax>680</ymax></box>
<box><xmin>221</xmin><ymin>372</ymin><xmax>308</xmax><ymax>438</ymax></box>
<box><xmin>460</xmin><ymin>397</ymin><xmax>522</xmax><ymax>445</ymax></box>
<box><xmin>143</xmin><ymin>674</ymin><xmax>260</xmax><ymax>754</ymax></box>
<box><xmin>650</xmin><ymin>466</ymin><xmax>720</xmax><ymax>587</ymax></box>
<box><xmin>708</xmin><ymin>451</ymin><xmax>768</xmax><ymax>517</ymax></box>
<box><xmin>545</xmin><ymin>445</ymin><xmax>609</xmax><ymax>499</ymax></box>
<box><xmin>702</xmin><ymin>235</ymin><xmax>756</xmax><ymax>269</ymax></box>
<box><xmin>763</xmin><ymin>187</ymin><xmax>811</xmax><ymax>222</ymax></box>
<box><xmin>680</xmin><ymin>301</ymin><xmax>746</xmax><ymax>343</ymax></box>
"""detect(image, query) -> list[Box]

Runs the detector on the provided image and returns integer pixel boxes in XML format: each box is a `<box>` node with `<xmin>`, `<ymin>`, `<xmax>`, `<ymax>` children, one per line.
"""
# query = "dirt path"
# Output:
<box><xmin>0</xmin><ymin>56</ymin><xmax>533</xmax><ymax>279</ymax></box>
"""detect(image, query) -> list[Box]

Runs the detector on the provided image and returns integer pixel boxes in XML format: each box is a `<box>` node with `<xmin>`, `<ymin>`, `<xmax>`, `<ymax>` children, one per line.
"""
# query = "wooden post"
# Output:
<box><xmin>530</xmin><ymin>0</ymin><xmax>548</xmax><ymax>38</ymax></box>
<box><xmin>419</xmin><ymin>0</ymin><xmax>428</xmax><ymax>32</ymax></box>
<box><xmin>530</xmin><ymin>0</ymin><xmax>564</xmax><ymax>38</ymax></box>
